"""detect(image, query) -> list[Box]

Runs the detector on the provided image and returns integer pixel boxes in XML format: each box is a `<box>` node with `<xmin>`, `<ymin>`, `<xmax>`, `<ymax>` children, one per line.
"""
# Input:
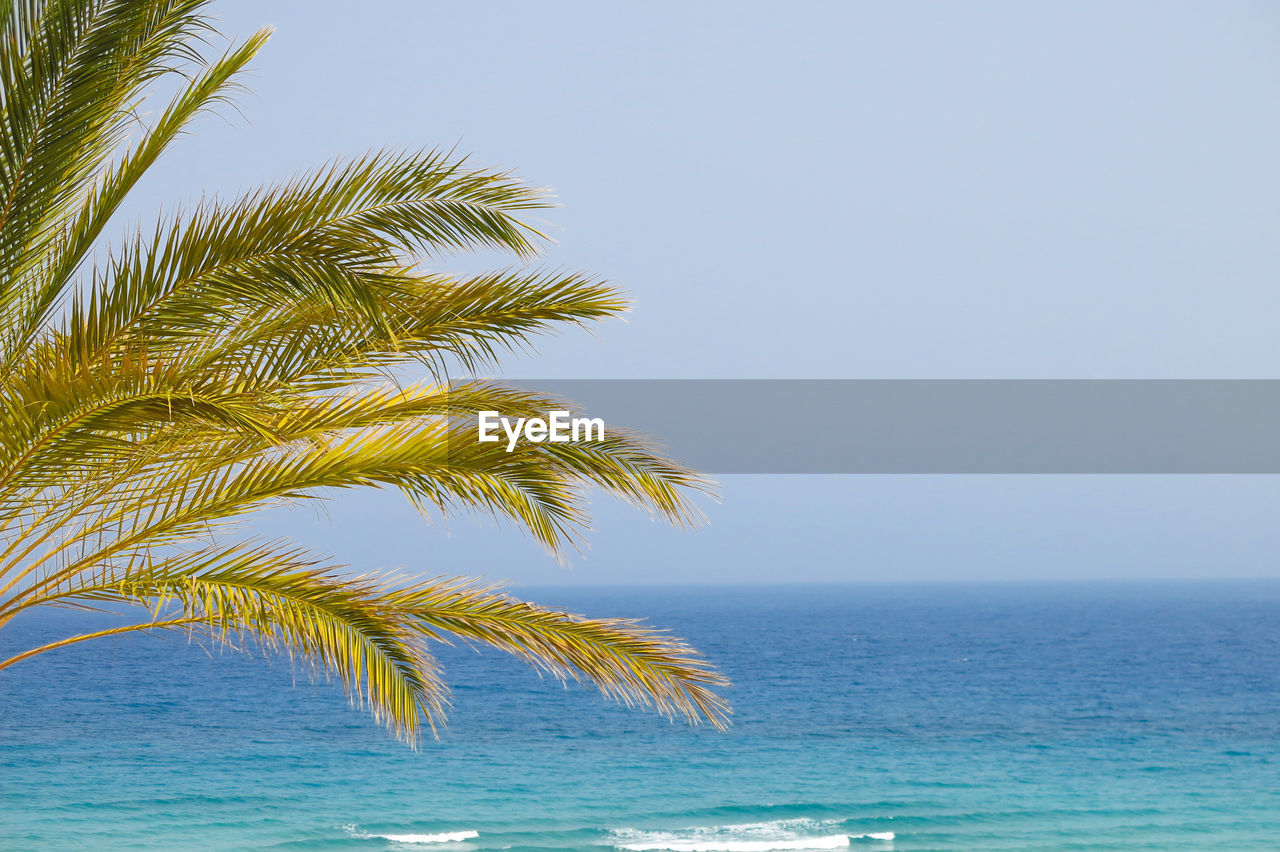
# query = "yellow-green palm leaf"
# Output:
<box><xmin>0</xmin><ymin>0</ymin><xmax>729</xmax><ymax>745</ymax></box>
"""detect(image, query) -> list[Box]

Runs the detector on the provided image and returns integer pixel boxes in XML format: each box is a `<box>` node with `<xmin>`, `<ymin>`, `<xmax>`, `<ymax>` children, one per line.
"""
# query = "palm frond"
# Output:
<box><xmin>397</xmin><ymin>578</ymin><xmax>731</xmax><ymax>729</ymax></box>
<box><xmin>0</xmin><ymin>0</ymin><xmax>729</xmax><ymax>741</ymax></box>
<box><xmin>7</xmin><ymin>542</ymin><xmax>450</xmax><ymax>743</ymax></box>
<box><xmin>9</xmin><ymin>27</ymin><xmax>271</xmax><ymax>358</ymax></box>
<box><xmin>0</xmin><ymin>1</ymin><xmax>218</xmax><ymax>325</ymax></box>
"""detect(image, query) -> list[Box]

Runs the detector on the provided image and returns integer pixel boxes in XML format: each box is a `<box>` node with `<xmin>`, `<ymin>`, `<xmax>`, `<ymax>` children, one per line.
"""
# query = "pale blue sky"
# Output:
<box><xmin>125</xmin><ymin>2</ymin><xmax>1280</xmax><ymax>583</ymax></box>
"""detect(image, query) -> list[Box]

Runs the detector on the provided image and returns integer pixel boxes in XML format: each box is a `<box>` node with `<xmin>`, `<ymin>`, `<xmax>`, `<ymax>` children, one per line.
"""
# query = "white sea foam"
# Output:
<box><xmin>608</xmin><ymin>818</ymin><xmax>892</xmax><ymax>851</ymax></box>
<box><xmin>612</xmin><ymin>836</ymin><xmax>850</xmax><ymax>851</ymax></box>
<box><xmin>342</xmin><ymin>825</ymin><xmax>479</xmax><ymax>845</ymax></box>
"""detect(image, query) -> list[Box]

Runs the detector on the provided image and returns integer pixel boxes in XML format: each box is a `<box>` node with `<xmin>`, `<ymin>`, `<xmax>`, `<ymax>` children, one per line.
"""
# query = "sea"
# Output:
<box><xmin>2</xmin><ymin>581</ymin><xmax>1278</xmax><ymax>850</ymax></box>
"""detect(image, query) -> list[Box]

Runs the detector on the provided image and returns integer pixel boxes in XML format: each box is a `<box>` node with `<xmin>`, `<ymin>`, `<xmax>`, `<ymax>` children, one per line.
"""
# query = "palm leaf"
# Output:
<box><xmin>0</xmin><ymin>0</ymin><xmax>730</xmax><ymax>742</ymax></box>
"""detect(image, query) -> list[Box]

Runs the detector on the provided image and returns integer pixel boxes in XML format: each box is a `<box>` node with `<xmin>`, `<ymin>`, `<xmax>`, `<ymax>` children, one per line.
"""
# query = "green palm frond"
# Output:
<box><xmin>397</xmin><ymin>578</ymin><xmax>730</xmax><ymax>728</ymax></box>
<box><xmin>0</xmin><ymin>0</ymin><xmax>729</xmax><ymax>742</ymax></box>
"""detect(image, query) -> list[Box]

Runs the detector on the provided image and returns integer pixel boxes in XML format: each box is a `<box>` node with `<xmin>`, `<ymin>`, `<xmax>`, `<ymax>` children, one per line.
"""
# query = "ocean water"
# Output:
<box><xmin>2</xmin><ymin>582</ymin><xmax>1279</xmax><ymax>850</ymax></box>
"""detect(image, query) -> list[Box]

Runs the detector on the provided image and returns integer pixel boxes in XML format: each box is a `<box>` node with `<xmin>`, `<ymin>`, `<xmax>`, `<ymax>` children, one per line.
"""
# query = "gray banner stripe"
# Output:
<box><xmin>464</xmin><ymin>380</ymin><xmax>1280</xmax><ymax>473</ymax></box>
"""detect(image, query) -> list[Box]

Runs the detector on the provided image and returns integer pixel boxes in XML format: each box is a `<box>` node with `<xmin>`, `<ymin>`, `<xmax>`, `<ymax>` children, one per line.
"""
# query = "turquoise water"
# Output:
<box><xmin>2</xmin><ymin>582</ymin><xmax>1279</xmax><ymax>850</ymax></box>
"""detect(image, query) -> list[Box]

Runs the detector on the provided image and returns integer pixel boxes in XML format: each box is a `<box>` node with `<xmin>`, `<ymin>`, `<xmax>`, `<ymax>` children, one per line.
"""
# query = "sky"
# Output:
<box><xmin>118</xmin><ymin>1</ymin><xmax>1280</xmax><ymax>584</ymax></box>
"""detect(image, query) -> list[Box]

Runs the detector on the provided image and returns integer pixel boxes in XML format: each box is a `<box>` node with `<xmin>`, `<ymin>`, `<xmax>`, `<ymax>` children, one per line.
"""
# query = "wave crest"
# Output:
<box><xmin>343</xmin><ymin>825</ymin><xmax>479</xmax><ymax>845</ymax></box>
<box><xmin>608</xmin><ymin>818</ymin><xmax>893</xmax><ymax>851</ymax></box>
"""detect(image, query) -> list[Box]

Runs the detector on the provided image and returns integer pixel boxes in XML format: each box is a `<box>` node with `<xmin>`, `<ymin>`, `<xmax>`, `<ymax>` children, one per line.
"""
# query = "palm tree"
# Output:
<box><xmin>0</xmin><ymin>0</ymin><xmax>729</xmax><ymax>744</ymax></box>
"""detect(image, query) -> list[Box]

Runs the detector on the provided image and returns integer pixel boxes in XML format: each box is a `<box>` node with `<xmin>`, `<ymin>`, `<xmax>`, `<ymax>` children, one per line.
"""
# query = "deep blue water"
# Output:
<box><xmin>2</xmin><ymin>582</ymin><xmax>1279</xmax><ymax>850</ymax></box>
